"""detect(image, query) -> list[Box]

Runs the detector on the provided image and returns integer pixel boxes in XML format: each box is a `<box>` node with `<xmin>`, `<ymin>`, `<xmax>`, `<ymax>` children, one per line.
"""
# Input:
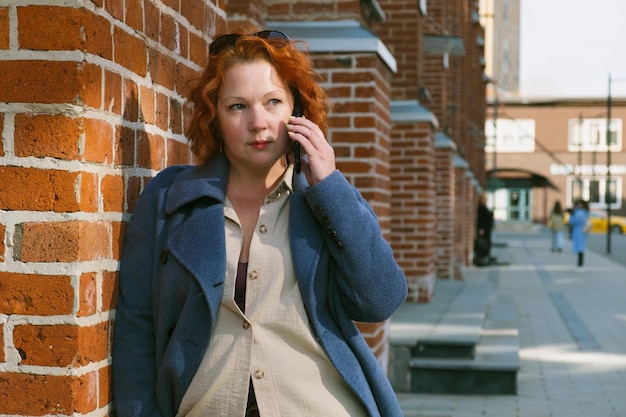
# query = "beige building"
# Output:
<box><xmin>486</xmin><ymin>97</ymin><xmax>626</xmax><ymax>224</ymax></box>
<box><xmin>479</xmin><ymin>0</ymin><xmax>521</xmax><ymax>97</ymax></box>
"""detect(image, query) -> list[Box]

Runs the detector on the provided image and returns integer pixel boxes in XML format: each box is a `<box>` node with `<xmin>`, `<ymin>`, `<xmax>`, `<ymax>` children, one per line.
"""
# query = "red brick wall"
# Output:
<box><xmin>0</xmin><ymin>2</ymin><xmax>215</xmax><ymax>414</ymax></box>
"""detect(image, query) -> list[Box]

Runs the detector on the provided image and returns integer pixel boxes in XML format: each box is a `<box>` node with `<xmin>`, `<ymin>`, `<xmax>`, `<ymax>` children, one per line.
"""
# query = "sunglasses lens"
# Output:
<box><xmin>253</xmin><ymin>30</ymin><xmax>289</xmax><ymax>41</ymax></box>
<box><xmin>209</xmin><ymin>31</ymin><xmax>289</xmax><ymax>55</ymax></box>
<box><xmin>209</xmin><ymin>34</ymin><xmax>240</xmax><ymax>55</ymax></box>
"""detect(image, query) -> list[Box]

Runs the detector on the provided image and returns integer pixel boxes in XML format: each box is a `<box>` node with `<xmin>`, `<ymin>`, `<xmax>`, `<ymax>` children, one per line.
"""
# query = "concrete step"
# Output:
<box><xmin>408</xmin><ymin>293</ymin><xmax>520</xmax><ymax>395</ymax></box>
<box><xmin>389</xmin><ymin>281</ymin><xmax>520</xmax><ymax>395</ymax></box>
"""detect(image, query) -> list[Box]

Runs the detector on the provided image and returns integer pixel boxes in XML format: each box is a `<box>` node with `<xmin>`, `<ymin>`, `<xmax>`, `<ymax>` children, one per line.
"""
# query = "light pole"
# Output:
<box><xmin>606</xmin><ymin>74</ymin><xmax>626</xmax><ymax>254</ymax></box>
<box><xmin>606</xmin><ymin>74</ymin><xmax>612</xmax><ymax>254</ymax></box>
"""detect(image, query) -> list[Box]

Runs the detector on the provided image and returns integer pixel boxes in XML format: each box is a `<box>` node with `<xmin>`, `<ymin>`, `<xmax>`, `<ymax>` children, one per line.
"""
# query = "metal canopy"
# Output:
<box><xmin>487</xmin><ymin>168</ymin><xmax>559</xmax><ymax>190</ymax></box>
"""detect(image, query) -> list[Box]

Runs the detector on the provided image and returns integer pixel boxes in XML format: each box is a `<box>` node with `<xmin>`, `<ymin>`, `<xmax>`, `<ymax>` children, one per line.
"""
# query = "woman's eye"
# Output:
<box><xmin>229</xmin><ymin>103</ymin><xmax>245</xmax><ymax>111</ymax></box>
<box><xmin>269</xmin><ymin>98</ymin><xmax>281</xmax><ymax>106</ymax></box>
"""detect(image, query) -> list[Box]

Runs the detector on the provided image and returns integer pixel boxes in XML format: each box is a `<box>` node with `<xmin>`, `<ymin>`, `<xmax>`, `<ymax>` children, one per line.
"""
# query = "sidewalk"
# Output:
<box><xmin>394</xmin><ymin>230</ymin><xmax>626</xmax><ymax>417</ymax></box>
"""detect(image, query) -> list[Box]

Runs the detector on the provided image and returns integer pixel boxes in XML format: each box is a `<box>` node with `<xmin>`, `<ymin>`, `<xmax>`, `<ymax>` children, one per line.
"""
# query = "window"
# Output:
<box><xmin>568</xmin><ymin>118</ymin><xmax>622</xmax><ymax>151</ymax></box>
<box><xmin>485</xmin><ymin>118</ymin><xmax>535</xmax><ymax>152</ymax></box>
<box><xmin>567</xmin><ymin>176</ymin><xmax>622</xmax><ymax>209</ymax></box>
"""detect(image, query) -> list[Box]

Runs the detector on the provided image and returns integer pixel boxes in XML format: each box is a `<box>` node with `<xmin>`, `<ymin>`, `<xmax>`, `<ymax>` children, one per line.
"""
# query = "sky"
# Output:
<box><xmin>519</xmin><ymin>0</ymin><xmax>626</xmax><ymax>98</ymax></box>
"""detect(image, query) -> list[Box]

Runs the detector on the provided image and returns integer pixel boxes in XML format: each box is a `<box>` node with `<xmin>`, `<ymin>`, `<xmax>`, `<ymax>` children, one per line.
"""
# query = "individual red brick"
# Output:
<box><xmin>115</xmin><ymin>126</ymin><xmax>136</xmax><ymax>167</ymax></box>
<box><xmin>169</xmin><ymin>98</ymin><xmax>183</xmax><ymax>134</ymax></box>
<box><xmin>0</xmin><ymin>324</ymin><xmax>4</xmax><ymax>362</ymax></box>
<box><xmin>139</xmin><ymin>85</ymin><xmax>155</xmax><ymax>124</ymax></box>
<box><xmin>111</xmin><ymin>221</ymin><xmax>125</xmax><ymax>260</ymax></box>
<box><xmin>18</xmin><ymin>221</ymin><xmax>110</xmax><ymax>262</ymax></box>
<box><xmin>113</xmin><ymin>26</ymin><xmax>147</xmax><ymax>76</ymax></box>
<box><xmin>0</xmin><ymin>167</ymin><xmax>96</xmax><ymax>212</ymax></box>
<box><xmin>167</xmin><ymin>138</ymin><xmax>192</xmax><ymax>166</ymax></box>
<box><xmin>78</xmin><ymin>272</ymin><xmax>97</xmax><ymax>317</ymax></box>
<box><xmin>125</xmin><ymin>176</ymin><xmax>143</xmax><ymax>213</ymax></box>
<box><xmin>148</xmin><ymin>48</ymin><xmax>177</xmax><ymax>91</ymax></box>
<box><xmin>180</xmin><ymin>0</ymin><xmax>206</xmax><ymax>31</ymax></box>
<box><xmin>102</xmin><ymin>174</ymin><xmax>125</xmax><ymax>212</ymax></box>
<box><xmin>123</xmin><ymin>79</ymin><xmax>139</xmax><ymax>122</ymax></box>
<box><xmin>18</xmin><ymin>6</ymin><xmax>112</xmax><ymax>59</ymax></box>
<box><xmin>98</xmin><ymin>365</ymin><xmax>112</xmax><ymax>407</ymax></box>
<box><xmin>0</xmin><ymin>223</ymin><xmax>5</xmax><ymax>262</ymax></box>
<box><xmin>0</xmin><ymin>61</ymin><xmax>101</xmax><ymax>107</ymax></box>
<box><xmin>189</xmin><ymin>31</ymin><xmax>209</xmax><ymax>67</ymax></box>
<box><xmin>155</xmin><ymin>91</ymin><xmax>169</xmax><ymax>131</ymax></box>
<box><xmin>83</xmin><ymin>118</ymin><xmax>113</xmax><ymax>163</ymax></box>
<box><xmin>160</xmin><ymin>12</ymin><xmax>177</xmax><ymax>51</ymax></box>
<box><xmin>13</xmin><ymin>322</ymin><xmax>108</xmax><ymax>367</ymax></box>
<box><xmin>102</xmin><ymin>270</ymin><xmax>119</xmax><ymax>312</ymax></box>
<box><xmin>179</xmin><ymin>25</ymin><xmax>189</xmax><ymax>59</ymax></box>
<box><xmin>125</xmin><ymin>0</ymin><xmax>143</xmax><ymax>32</ymax></box>
<box><xmin>176</xmin><ymin>62</ymin><xmax>199</xmax><ymax>98</ymax></box>
<box><xmin>137</xmin><ymin>131</ymin><xmax>165</xmax><ymax>170</ymax></box>
<box><xmin>144</xmin><ymin>1</ymin><xmax>161</xmax><ymax>42</ymax></box>
<box><xmin>0</xmin><ymin>272</ymin><xmax>73</xmax><ymax>315</ymax></box>
<box><xmin>0</xmin><ymin>372</ymin><xmax>97</xmax><ymax>415</ymax></box>
<box><xmin>14</xmin><ymin>114</ymin><xmax>82</xmax><ymax>159</ymax></box>
<box><xmin>104</xmin><ymin>0</ymin><xmax>124</xmax><ymax>22</ymax></box>
<box><xmin>0</xmin><ymin>7</ymin><xmax>8</xmax><ymax>49</ymax></box>
<box><xmin>104</xmin><ymin>70</ymin><xmax>123</xmax><ymax>115</ymax></box>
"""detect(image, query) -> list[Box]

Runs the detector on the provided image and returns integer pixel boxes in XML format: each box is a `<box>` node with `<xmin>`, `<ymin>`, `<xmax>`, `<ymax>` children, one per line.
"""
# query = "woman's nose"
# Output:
<box><xmin>248</xmin><ymin>107</ymin><xmax>268</xmax><ymax>130</ymax></box>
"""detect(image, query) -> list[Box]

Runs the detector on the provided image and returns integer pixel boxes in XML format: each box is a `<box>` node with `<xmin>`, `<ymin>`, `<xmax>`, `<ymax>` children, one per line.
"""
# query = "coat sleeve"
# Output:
<box><xmin>112</xmin><ymin>167</ymin><xmax>185</xmax><ymax>417</ymax></box>
<box><xmin>302</xmin><ymin>170</ymin><xmax>407</xmax><ymax>322</ymax></box>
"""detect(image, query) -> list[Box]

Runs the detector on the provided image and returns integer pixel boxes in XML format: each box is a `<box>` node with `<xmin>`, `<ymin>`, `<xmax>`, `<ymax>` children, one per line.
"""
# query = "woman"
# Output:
<box><xmin>549</xmin><ymin>200</ymin><xmax>566</xmax><ymax>252</ymax></box>
<box><xmin>568</xmin><ymin>199</ymin><xmax>590</xmax><ymax>270</ymax></box>
<box><xmin>112</xmin><ymin>29</ymin><xmax>408</xmax><ymax>417</ymax></box>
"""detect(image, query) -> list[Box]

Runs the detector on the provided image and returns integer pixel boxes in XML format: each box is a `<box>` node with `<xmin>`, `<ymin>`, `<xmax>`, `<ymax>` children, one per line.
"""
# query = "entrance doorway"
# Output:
<box><xmin>491</xmin><ymin>188</ymin><xmax>531</xmax><ymax>222</ymax></box>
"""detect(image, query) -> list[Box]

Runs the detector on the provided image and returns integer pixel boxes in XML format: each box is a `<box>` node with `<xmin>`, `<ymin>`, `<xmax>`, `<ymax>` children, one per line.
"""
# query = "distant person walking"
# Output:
<box><xmin>475</xmin><ymin>194</ymin><xmax>494</xmax><ymax>266</ymax></box>
<box><xmin>568</xmin><ymin>199</ymin><xmax>590</xmax><ymax>271</ymax></box>
<box><xmin>548</xmin><ymin>200</ymin><xmax>566</xmax><ymax>252</ymax></box>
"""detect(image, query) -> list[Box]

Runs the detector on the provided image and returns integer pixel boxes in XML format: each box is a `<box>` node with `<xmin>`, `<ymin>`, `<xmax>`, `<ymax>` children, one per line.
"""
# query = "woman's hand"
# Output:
<box><xmin>288</xmin><ymin>116</ymin><xmax>336</xmax><ymax>185</ymax></box>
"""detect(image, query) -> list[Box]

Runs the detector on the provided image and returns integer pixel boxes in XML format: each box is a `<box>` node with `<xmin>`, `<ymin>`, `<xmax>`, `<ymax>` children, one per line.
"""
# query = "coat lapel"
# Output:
<box><xmin>164</xmin><ymin>154</ymin><xmax>229</xmax><ymax>307</ymax></box>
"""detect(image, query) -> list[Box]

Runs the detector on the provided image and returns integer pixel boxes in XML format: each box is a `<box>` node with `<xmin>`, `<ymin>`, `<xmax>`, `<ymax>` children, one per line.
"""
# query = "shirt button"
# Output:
<box><xmin>254</xmin><ymin>369</ymin><xmax>265</xmax><ymax>379</ymax></box>
<box><xmin>249</xmin><ymin>270</ymin><xmax>259</xmax><ymax>280</ymax></box>
<box><xmin>259</xmin><ymin>225</ymin><xmax>267</xmax><ymax>234</ymax></box>
<box><xmin>242</xmin><ymin>321</ymin><xmax>251</xmax><ymax>330</ymax></box>
<box><xmin>314</xmin><ymin>205</ymin><xmax>323</xmax><ymax>215</ymax></box>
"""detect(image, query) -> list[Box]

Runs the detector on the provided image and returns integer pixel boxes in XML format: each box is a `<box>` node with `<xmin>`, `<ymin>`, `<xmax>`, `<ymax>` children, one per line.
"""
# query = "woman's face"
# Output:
<box><xmin>217</xmin><ymin>60</ymin><xmax>294</xmax><ymax>173</ymax></box>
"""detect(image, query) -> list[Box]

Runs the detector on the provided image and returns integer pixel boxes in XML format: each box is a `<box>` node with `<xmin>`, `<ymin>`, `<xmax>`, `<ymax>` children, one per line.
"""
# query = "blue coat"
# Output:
<box><xmin>112</xmin><ymin>153</ymin><xmax>408</xmax><ymax>417</ymax></box>
<box><xmin>569</xmin><ymin>207</ymin><xmax>589</xmax><ymax>253</ymax></box>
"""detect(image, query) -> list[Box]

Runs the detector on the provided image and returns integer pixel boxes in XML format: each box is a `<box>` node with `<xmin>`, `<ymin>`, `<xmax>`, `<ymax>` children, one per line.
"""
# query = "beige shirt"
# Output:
<box><xmin>177</xmin><ymin>169</ymin><xmax>366</xmax><ymax>417</ymax></box>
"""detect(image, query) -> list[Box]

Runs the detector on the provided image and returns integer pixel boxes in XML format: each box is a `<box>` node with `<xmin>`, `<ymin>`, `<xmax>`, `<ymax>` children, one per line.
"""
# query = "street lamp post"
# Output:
<box><xmin>605</xmin><ymin>74</ymin><xmax>626</xmax><ymax>254</ymax></box>
<box><xmin>606</xmin><ymin>75</ymin><xmax>612</xmax><ymax>254</ymax></box>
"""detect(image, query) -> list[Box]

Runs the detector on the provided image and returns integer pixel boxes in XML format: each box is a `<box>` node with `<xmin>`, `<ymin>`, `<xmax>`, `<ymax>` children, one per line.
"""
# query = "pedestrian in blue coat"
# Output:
<box><xmin>112</xmin><ymin>28</ymin><xmax>408</xmax><ymax>417</ymax></box>
<box><xmin>569</xmin><ymin>199</ymin><xmax>590</xmax><ymax>271</ymax></box>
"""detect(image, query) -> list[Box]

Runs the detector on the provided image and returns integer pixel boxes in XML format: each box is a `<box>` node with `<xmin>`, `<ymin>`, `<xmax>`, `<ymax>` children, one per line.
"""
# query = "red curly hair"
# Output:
<box><xmin>186</xmin><ymin>30</ymin><xmax>331</xmax><ymax>163</ymax></box>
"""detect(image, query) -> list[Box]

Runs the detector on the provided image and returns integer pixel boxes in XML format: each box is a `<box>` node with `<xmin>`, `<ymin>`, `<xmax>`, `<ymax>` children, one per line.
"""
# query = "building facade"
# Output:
<box><xmin>479</xmin><ymin>0</ymin><xmax>521</xmax><ymax>97</ymax></box>
<box><xmin>486</xmin><ymin>97</ymin><xmax>626</xmax><ymax>224</ymax></box>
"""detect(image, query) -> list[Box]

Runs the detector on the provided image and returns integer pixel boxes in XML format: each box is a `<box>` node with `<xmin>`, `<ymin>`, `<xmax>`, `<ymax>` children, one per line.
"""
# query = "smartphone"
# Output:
<box><xmin>291</xmin><ymin>94</ymin><xmax>302</xmax><ymax>174</ymax></box>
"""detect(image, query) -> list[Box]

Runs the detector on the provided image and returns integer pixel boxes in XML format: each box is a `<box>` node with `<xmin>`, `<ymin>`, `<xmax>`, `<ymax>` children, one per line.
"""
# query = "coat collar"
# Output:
<box><xmin>165</xmin><ymin>153</ymin><xmax>310</xmax><ymax>215</ymax></box>
<box><xmin>164</xmin><ymin>153</ymin><xmax>229</xmax><ymax>214</ymax></box>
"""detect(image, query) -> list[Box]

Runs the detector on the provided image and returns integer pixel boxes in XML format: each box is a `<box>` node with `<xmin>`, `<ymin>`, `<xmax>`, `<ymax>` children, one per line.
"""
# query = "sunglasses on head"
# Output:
<box><xmin>209</xmin><ymin>30</ymin><xmax>290</xmax><ymax>56</ymax></box>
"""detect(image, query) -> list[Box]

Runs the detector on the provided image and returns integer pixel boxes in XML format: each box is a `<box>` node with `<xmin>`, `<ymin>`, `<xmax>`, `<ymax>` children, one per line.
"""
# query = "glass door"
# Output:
<box><xmin>508</xmin><ymin>188</ymin><xmax>531</xmax><ymax>221</ymax></box>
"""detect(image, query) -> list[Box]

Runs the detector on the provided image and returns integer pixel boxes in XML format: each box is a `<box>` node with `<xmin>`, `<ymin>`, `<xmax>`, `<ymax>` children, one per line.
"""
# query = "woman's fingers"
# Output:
<box><xmin>288</xmin><ymin>116</ymin><xmax>336</xmax><ymax>184</ymax></box>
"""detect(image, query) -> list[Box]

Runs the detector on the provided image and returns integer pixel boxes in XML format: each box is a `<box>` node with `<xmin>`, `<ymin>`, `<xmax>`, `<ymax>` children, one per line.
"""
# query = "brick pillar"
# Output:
<box><xmin>0</xmin><ymin>2</ymin><xmax>214</xmax><ymax>413</ymax></box>
<box><xmin>389</xmin><ymin>119</ymin><xmax>436</xmax><ymax>302</ymax></box>
<box><xmin>453</xmin><ymin>160</ymin><xmax>470</xmax><ymax>278</ymax></box>
<box><xmin>435</xmin><ymin>133</ymin><xmax>457</xmax><ymax>279</ymax></box>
